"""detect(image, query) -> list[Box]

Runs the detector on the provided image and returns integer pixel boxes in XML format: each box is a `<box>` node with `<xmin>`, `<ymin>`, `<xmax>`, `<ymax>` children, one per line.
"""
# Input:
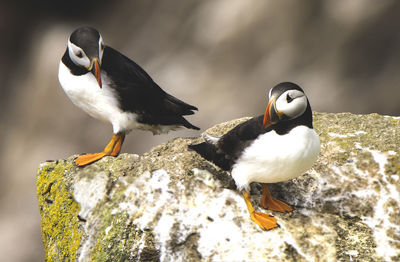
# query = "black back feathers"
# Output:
<box><xmin>101</xmin><ymin>46</ymin><xmax>199</xmax><ymax>129</ymax></box>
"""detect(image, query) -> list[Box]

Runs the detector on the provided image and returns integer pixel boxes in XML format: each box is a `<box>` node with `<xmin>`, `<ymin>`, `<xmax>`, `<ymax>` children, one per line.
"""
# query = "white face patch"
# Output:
<box><xmin>268</xmin><ymin>87</ymin><xmax>273</xmax><ymax>99</ymax></box>
<box><xmin>98</xmin><ymin>35</ymin><xmax>104</xmax><ymax>62</ymax></box>
<box><xmin>68</xmin><ymin>39</ymin><xmax>91</xmax><ymax>68</ymax></box>
<box><xmin>275</xmin><ymin>90</ymin><xmax>307</xmax><ymax>119</ymax></box>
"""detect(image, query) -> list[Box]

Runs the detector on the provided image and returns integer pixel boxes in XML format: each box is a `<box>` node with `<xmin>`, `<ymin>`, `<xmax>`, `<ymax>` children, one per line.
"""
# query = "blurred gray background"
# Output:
<box><xmin>1</xmin><ymin>0</ymin><xmax>399</xmax><ymax>261</ymax></box>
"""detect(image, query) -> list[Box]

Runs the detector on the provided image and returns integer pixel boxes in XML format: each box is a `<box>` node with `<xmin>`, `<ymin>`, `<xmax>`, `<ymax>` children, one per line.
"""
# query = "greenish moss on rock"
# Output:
<box><xmin>37</xmin><ymin>159</ymin><xmax>82</xmax><ymax>261</ymax></box>
<box><xmin>37</xmin><ymin>112</ymin><xmax>400</xmax><ymax>261</ymax></box>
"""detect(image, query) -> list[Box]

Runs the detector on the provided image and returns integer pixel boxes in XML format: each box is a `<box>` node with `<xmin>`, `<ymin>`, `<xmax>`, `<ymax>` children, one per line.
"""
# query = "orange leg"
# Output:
<box><xmin>111</xmin><ymin>133</ymin><xmax>125</xmax><ymax>156</ymax></box>
<box><xmin>243</xmin><ymin>191</ymin><xmax>278</xmax><ymax>230</ymax></box>
<box><xmin>260</xmin><ymin>183</ymin><xmax>293</xmax><ymax>212</ymax></box>
<box><xmin>75</xmin><ymin>133</ymin><xmax>125</xmax><ymax>166</ymax></box>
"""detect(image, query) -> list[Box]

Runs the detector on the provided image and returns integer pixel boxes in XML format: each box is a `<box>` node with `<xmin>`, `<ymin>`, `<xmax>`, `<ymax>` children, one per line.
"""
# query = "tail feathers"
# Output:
<box><xmin>181</xmin><ymin>117</ymin><xmax>200</xmax><ymax>130</ymax></box>
<box><xmin>165</xmin><ymin>93</ymin><xmax>198</xmax><ymax>115</ymax></box>
<box><xmin>188</xmin><ymin>142</ymin><xmax>231</xmax><ymax>170</ymax></box>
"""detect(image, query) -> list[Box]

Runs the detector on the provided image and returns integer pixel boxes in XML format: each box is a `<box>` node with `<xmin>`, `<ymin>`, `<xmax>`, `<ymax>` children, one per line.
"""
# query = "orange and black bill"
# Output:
<box><xmin>90</xmin><ymin>58</ymin><xmax>102</xmax><ymax>88</ymax></box>
<box><xmin>263</xmin><ymin>96</ymin><xmax>280</xmax><ymax>128</ymax></box>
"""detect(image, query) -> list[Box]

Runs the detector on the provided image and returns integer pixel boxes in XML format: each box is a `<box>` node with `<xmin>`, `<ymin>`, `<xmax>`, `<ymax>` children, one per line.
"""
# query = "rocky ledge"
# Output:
<box><xmin>37</xmin><ymin>112</ymin><xmax>400</xmax><ymax>261</ymax></box>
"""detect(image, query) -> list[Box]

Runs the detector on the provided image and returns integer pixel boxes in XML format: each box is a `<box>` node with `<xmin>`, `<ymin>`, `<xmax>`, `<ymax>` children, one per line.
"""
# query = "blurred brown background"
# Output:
<box><xmin>1</xmin><ymin>0</ymin><xmax>399</xmax><ymax>261</ymax></box>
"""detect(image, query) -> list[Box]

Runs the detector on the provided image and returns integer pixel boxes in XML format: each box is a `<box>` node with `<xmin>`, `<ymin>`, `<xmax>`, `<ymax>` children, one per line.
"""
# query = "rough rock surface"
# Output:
<box><xmin>37</xmin><ymin>112</ymin><xmax>400</xmax><ymax>261</ymax></box>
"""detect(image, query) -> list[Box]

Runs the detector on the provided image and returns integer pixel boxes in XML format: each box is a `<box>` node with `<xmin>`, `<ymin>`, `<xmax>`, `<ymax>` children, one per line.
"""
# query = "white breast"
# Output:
<box><xmin>58</xmin><ymin>62</ymin><xmax>140</xmax><ymax>134</ymax></box>
<box><xmin>231</xmin><ymin>125</ymin><xmax>320</xmax><ymax>191</ymax></box>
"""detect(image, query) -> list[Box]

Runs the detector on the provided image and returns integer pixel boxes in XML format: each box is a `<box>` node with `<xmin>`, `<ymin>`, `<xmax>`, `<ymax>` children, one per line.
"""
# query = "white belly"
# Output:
<box><xmin>58</xmin><ymin>62</ymin><xmax>140</xmax><ymax>134</ymax></box>
<box><xmin>231</xmin><ymin>125</ymin><xmax>320</xmax><ymax>191</ymax></box>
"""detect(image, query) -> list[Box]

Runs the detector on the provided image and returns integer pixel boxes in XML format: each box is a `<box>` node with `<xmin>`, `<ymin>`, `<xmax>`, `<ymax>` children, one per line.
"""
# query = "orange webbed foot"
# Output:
<box><xmin>261</xmin><ymin>197</ymin><xmax>293</xmax><ymax>212</ymax></box>
<box><xmin>251</xmin><ymin>212</ymin><xmax>279</xmax><ymax>230</ymax></box>
<box><xmin>75</xmin><ymin>133</ymin><xmax>126</xmax><ymax>167</ymax></box>
<box><xmin>243</xmin><ymin>191</ymin><xmax>279</xmax><ymax>230</ymax></box>
<box><xmin>260</xmin><ymin>183</ymin><xmax>293</xmax><ymax>212</ymax></box>
<box><xmin>75</xmin><ymin>152</ymin><xmax>107</xmax><ymax>166</ymax></box>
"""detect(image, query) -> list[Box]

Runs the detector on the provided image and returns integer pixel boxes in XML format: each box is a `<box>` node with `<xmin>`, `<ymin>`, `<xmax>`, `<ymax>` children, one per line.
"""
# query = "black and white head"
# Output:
<box><xmin>67</xmin><ymin>26</ymin><xmax>105</xmax><ymax>87</ymax></box>
<box><xmin>263</xmin><ymin>82</ymin><xmax>310</xmax><ymax>128</ymax></box>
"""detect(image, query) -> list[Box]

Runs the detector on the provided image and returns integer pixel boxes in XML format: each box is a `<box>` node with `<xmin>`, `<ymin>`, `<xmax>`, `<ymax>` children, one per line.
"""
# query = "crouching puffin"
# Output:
<box><xmin>189</xmin><ymin>82</ymin><xmax>320</xmax><ymax>230</ymax></box>
<box><xmin>59</xmin><ymin>27</ymin><xmax>199</xmax><ymax>166</ymax></box>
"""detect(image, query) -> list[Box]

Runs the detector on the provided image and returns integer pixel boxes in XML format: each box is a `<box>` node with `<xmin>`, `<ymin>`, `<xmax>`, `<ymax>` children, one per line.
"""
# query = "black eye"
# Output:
<box><xmin>286</xmin><ymin>93</ymin><xmax>293</xmax><ymax>103</ymax></box>
<box><xmin>76</xmin><ymin>51</ymin><xmax>83</xmax><ymax>58</ymax></box>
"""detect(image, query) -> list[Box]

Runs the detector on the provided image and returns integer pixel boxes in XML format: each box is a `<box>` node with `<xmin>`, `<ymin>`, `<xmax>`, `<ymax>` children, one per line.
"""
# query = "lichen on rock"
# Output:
<box><xmin>36</xmin><ymin>112</ymin><xmax>400</xmax><ymax>261</ymax></box>
<box><xmin>37</xmin><ymin>160</ymin><xmax>82</xmax><ymax>261</ymax></box>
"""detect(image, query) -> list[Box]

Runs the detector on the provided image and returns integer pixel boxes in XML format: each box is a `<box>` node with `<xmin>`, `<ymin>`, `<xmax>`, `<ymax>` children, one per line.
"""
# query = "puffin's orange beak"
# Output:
<box><xmin>90</xmin><ymin>58</ymin><xmax>102</xmax><ymax>88</ymax></box>
<box><xmin>263</xmin><ymin>96</ymin><xmax>281</xmax><ymax>128</ymax></box>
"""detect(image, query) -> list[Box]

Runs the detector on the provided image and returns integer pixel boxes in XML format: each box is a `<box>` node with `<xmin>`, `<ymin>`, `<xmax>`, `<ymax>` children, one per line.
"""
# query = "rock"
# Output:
<box><xmin>36</xmin><ymin>112</ymin><xmax>400</xmax><ymax>261</ymax></box>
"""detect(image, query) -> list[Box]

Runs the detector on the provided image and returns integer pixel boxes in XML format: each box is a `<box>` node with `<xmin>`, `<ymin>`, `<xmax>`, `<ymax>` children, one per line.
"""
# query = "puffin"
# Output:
<box><xmin>189</xmin><ymin>82</ymin><xmax>320</xmax><ymax>230</ymax></box>
<box><xmin>58</xmin><ymin>27</ymin><xmax>199</xmax><ymax>166</ymax></box>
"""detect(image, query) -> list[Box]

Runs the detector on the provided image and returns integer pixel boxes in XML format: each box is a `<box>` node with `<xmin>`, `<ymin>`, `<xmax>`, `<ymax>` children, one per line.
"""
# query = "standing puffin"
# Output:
<box><xmin>59</xmin><ymin>27</ymin><xmax>199</xmax><ymax>166</ymax></box>
<box><xmin>189</xmin><ymin>82</ymin><xmax>320</xmax><ymax>230</ymax></box>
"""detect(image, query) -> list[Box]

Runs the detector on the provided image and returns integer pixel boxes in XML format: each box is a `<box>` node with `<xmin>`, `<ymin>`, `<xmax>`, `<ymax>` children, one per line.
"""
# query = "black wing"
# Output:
<box><xmin>189</xmin><ymin>115</ymin><xmax>269</xmax><ymax>170</ymax></box>
<box><xmin>188</xmin><ymin>142</ymin><xmax>233</xmax><ymax>171</ymax></box>
<box><xmin>102</xmin><ymin>46</ymin><xmax>199</xmax><ymax>129</ymax></box>
<box><xmin>217</xmin><ymin>115</ymin><xmax>269</xmax><ymax>160</ymax></box>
